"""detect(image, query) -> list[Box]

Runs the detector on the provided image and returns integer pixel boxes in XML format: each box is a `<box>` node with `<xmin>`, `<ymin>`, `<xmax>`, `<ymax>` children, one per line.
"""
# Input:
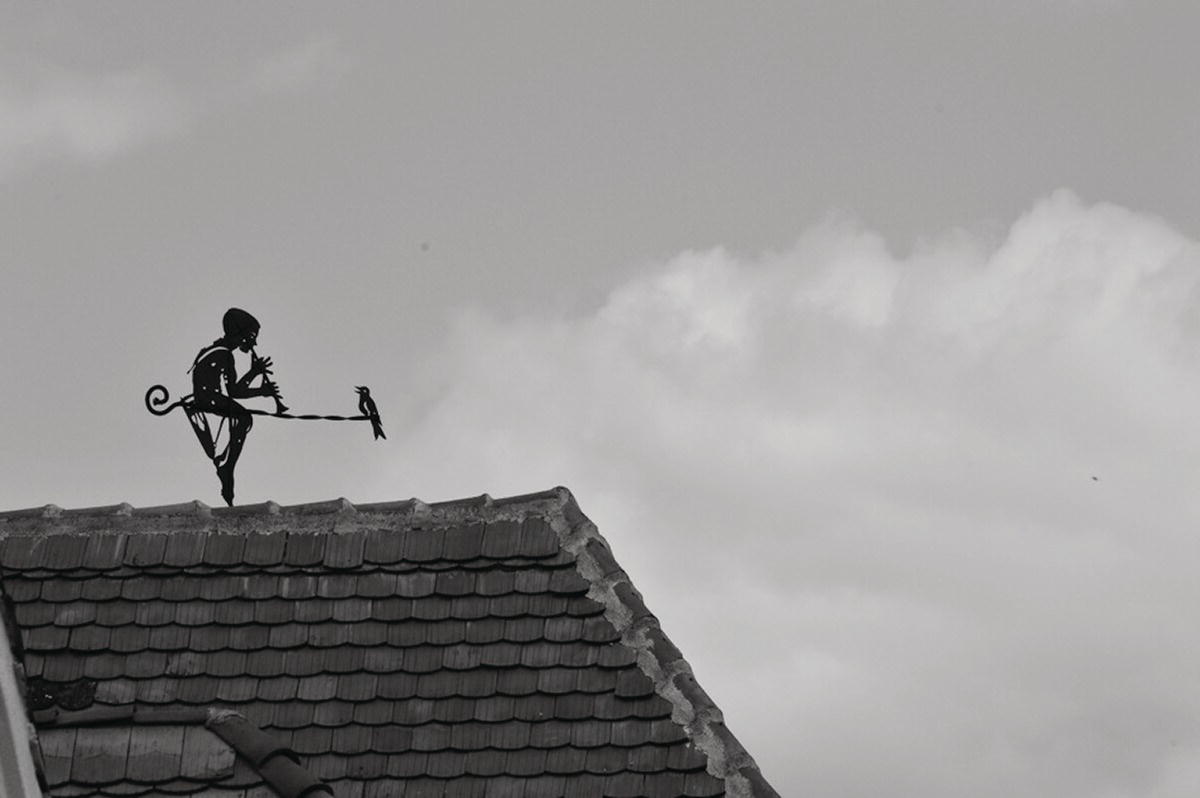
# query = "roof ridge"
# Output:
<box><xmin>0</xmin><ymin>488</ymin><xmax>568</xmax><ymax>525</ymax></box>
<box><xmin>548</xmin><ymin>488</ymin><xmax>781</xmax><ymax>798</ymax></box>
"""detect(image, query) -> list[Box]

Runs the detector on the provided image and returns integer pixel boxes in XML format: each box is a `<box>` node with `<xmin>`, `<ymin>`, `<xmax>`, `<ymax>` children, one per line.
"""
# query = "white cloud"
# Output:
<box><xmin>248</xmin><ymin>36</ymin><xmax>351</xmax><ymax>95</ymax></box>
<box><xmin>0</xmin><ymin>66</ymin><xmax>190</xmax><ymax>181</ymax></box>
<box><xmin>381</xmin><ymin>191</ymin><xmax>1200</xmax><ymax>797</ymax></box>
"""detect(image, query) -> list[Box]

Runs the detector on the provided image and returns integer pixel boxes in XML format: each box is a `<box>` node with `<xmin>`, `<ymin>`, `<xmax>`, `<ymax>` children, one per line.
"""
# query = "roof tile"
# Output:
<box><xmin>72</xmin><ymin>726</ymin><xmax>131</xmax><ymax>785</ymax></box>
<box><xmin>203</xmin><ymin>534</ymin><xmax>246</xmax><ymax>566</ymax></box>
<box><xmin>443</xmin><ymin>524</ymin><xmax>485</xmax><ymax>561</ymax></box>
<box><xmin>362</xmin><ymin>529</ymin><xmax>403</xmax><ymax>565</ymax></box>
<box><xmin>83</xmin><ymin>534</ymin><xmax>128</xmax><ymax>570</ymax></box>
<box><xmin>163</xmin><ymin>533</ymin><xmax>207</xmax><ymax>568</ymax></box>
<box><xmin>243</xmin><ymin>532</ymin><xmax>287</xmax><ymax>566</ymax></box>
<box><xmin>325</xmin><ymin>531</ymin><xmax>367</xmax><ymax>569</ymax></box>
<box><xmin>283</xmin><ymin>533</ymin><xmax>326</xmax><ymax>567</ymax></box>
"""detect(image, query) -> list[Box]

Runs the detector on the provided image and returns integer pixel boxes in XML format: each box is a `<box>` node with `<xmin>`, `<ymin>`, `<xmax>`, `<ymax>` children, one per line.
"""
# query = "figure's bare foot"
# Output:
<box><xmin>216</xmin><ymin>464</ymin><xmax>235</xmax><ymax>507</ymax></box>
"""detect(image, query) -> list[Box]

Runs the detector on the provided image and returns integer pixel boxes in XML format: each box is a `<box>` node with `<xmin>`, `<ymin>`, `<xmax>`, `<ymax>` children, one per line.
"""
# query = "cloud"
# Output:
<box><xmin>0</xmin><ymin>66</ymin><xmax>190</xmax><ymax>181</ymax></box>
<box><xmin>383</xmin><ymin>190</ymin><xmax>1200</xmax><ymax>797</ymax></box>
<box><xmin>247</xmin><ymin>36</ymin><xmax>351</xmax><ymax>95</ymax></box>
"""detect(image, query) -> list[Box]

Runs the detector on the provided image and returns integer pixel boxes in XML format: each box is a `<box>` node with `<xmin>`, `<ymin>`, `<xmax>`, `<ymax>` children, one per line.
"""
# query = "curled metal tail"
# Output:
<box><xmin>145</xmin><ymin>385</ymin><xmax>189</xmax><ymax>416</ymax></box>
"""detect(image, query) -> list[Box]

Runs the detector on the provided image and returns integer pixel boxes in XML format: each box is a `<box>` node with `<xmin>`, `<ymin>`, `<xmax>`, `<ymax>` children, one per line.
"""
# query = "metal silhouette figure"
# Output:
<box><xmin>356</xmin><ymin>386</ymin><xmax>386</xmax><ymax>439</ymax></box>
<box><xmin>145</xmin><ymin>308</ymin><xmax>384</xmax><ymax>507</ymax></box>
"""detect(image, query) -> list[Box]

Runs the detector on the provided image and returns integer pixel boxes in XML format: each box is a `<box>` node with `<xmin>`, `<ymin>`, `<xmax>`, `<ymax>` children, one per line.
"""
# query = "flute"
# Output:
<box><xmin>251</xmin><ymin>347</ymin><xmax>289</xmax><ymax>414</ymax></box>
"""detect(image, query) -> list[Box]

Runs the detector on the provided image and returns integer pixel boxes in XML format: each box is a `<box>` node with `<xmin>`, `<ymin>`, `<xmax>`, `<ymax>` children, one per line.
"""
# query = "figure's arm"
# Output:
<box><xmin>225</xmin><ymin>355</ymin><xmax>272</xmax><ymax>399</ymax></box>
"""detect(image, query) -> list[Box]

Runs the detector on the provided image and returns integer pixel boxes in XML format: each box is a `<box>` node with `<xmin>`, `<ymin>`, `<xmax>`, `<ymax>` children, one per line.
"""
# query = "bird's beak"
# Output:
<box><xmin>355</xmin><ymin>386</ymin><xmax>365</xmax><ymax>392</ymax></box>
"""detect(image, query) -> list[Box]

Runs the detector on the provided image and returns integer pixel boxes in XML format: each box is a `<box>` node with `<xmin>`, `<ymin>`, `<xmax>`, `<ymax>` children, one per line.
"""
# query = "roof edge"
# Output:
<box><xmin>547</xmin><ymin>487</ymin><xmax>781</xmax><ymax>798</ymax></box>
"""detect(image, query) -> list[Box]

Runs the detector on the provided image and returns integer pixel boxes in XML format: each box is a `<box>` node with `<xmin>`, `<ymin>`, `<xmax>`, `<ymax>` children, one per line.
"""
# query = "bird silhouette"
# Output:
<box><xmin>356</xmin><ymin>386</ymin><xmax>385</xmax><ymax>440</ymax></box>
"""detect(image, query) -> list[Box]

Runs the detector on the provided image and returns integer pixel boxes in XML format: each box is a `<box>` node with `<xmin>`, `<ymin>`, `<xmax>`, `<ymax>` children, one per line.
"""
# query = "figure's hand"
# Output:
<box><xmin>249</xmin><ymin>356</ymin><xmax>273</xmax><ymax>377</ymax></box>
<box><xmin>262</xmin><ymin>380</ymin><xmax>281</xmax><ymax>398</ymax></box>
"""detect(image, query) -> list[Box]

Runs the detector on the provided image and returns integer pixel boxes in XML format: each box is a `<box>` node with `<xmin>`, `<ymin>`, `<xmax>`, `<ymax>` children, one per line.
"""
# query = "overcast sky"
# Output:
<box><xmin>4</xmin><ymin>3</ymin><xmax>1200</xmax><ymax>796</ymax></box>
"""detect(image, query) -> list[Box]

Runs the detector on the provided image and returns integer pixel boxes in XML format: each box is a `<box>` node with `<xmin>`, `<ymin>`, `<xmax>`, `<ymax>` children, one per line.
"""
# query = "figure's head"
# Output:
<box><xmin>222</xmin><ymin>307</ymin><xmax>260</xmax><ymax>351</ymax></box>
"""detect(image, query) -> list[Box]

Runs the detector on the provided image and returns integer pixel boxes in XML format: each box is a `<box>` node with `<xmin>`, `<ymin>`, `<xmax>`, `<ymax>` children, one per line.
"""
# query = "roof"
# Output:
<box><xmin>0</xmin><ymin>487</ymin><xmax>778</xmax><ymax>798</ymax></box>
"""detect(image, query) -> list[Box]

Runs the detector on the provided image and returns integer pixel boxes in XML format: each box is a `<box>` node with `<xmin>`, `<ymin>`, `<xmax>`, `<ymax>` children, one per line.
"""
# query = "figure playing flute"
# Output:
<box><xmin>188</xmin><ymin>307</ymin><xmax>285</xmax><ymax>506</ymax></box>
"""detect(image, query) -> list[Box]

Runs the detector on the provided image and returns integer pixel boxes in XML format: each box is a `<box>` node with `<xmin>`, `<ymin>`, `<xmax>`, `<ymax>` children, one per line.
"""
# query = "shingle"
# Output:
<box><xmin>463</xmin><ymin>618</ymin><xmax>505</xmax><ymax>645</ymax></box>
<box><xmin>385</xmin><ymin>751</ymin><xmax>429</xmax><ymax>778</ymax></box>
<box><xmin>556</xmin><ymin>694</ymin><xmax>596</xmax><ymax>723</ymax></box>
<box><xmin>199</xmin><ymin>574</ymin><xmax>245</xmax><ymax>601</ymax></box>
<box><xmin>208</xmin><ymin>650</ymin><xmax>249</xmax><ymax>678</ymax></box>
<box><xmin>72</xmin><ymin>726</ymin><xmax>131</xmax><ymax>785</ymax></box>
<box><xmin>505</xmin><ymin>618</ymin><xmax>545</xmax><ymax>643</ymax></box>
<box><xmin>331</xmin><ymin>725</ymin><xmax>373</xmax><ymax>755</ymax></box>
<box><xmin>523</xmin><ymin>775</ymin><xmax>568</xmax><ymax>798</ymax></box>
<box><xmin>127</xmin><ymin>648</ymin><xmax>170</xmax><ymax>676</ymax></box>
<box><xmin>479</xmin><ymin>642</ymin><xmax>521</xmax><ymax>669</ymax></box>
<box><xmin>147</xmin><ymin>624</ymin><xmax>189</xmax><ymax>651</ymax></box>
<box><xmin>356</xmin><ymin>572</ymin><xmax>397</xmax><ymax>598</ymax></box>
<box><xmin>252</xmin><ymin>600</ymin><xmax>292</xmax><ymax>626</ymax></box>
<box><xmin>283</xmin><ymin>533</ymin><xmax>326</xmax><ymax>566</ymax></box>
<box><xmin>514</xmin><ymin>570</ymin><xmax>551</xmax><ymax>594</ymax></box>
<box><xmin>536</xmin><ymin>668</ymin><xmax>578</xmax><ymax>695</ymax></box>
<box><xmin>489</xmin><ymin>721</ymin><xmax>532</xmax><ymax>751</ymax></box>
<box><xmin>177</xmin><ymin>675</ymin><xmax>219</xmax><ymax>704</ymax></box>
<box><xmin>346</xmin><ymin>751</ymin><xmax>389</xmax><ymax>779</ymax></box>
<box><xmin>395</xmin><ymin>572</ymin><xmax>436</xmax><ymax>599</ymax></box>
<box><xmin>372</xmin><ymin>597</ymin><xmax>411</xmax><ymax>622</ymax></box>
<box><xmin>376</xmin><ymin>671</ymin><xmax>418</xmax><ymax>700</ymax></box>
<box><xmin>529</xmin><ymin>720</ymin><xmax>571</xmax><ymax>749</ymax></box>
<box><xmin>401</xmin><ymin>646</ymin><xmax>442</xmax><ymax>674</ymax></box>
<box><xmin>42</xmin><ymin>579</ymin><xmax>83</xmax><ymax>603</ymax></box>
<box><xmin>317</xmin><ymin>573</ymin><xmax>358</xmax><ymax>599</ymax></box>
<box><xmin>410</xmin><ymin>723</ymin><xmax>452</xmax><ymax>752</ymax></box>
<box><xmin>581</xmin><ymin>617</ymin><xmax>620</xmax><ymax>644</ymax></box>
<box><xmin>352</xmin><ymin>699</ymin><xmax>393</xmax><ymax>726</ymax></box>
<box><xmin>94</xmin><ymin>601</ymin><xmax>138</xmax><ymax>627</ymax></box>
<box><xmin>347</xmin><ymin>621</ymin><xmax>388</xmax><ymax>647</ymax></box>
<box><xmin>179</xmin><ymin>725</ymin><xmax>236</xmax><ymax>780</ymax></box>
<box><xmin>597</xmin><ymin>643</ymin><xmax>637</xmax><ymax>669</ymax></box>
<box><xmin>267</xmin><ymin>623</ymin><xmax>307</xmax><ymax>649</ymax></box>
<box><xmin>44</xmin><ymin>535</ymin><xmax>89</xmax><ymax>571</ymax></box>
<box><xmin>39</xmin><ymin>728</ymin><xmax>77</xmax><ymax>786</ymax></box>
<box><xmin>325</xmin><ymin>531</ymin><xmax>367</xmax><ymax>569</ymax></box>
<box><xmin>294</xmin><ymin>598</ymin><xmax>335</xmax><ymax>623</ymax></box>
<box><xmin>615</xmin><ymin>668</ymin><xmax>655</xmax><ymax>699</ymax></box>
<box><xmin>306</xmin><ymin>752</ymin><xmax>348</xmax><ymax>780</ymax></box>
<box><xmin>402</xmin><ymin>530</ymin><xmax>443</xmax><ymax>563</ymax></box>
<box><xmin>322</xmin><ymin>647</ymin><xmax>366</xmax><ymax>675</ymax></box>
<box><xmin>0</xmin><ymin>535</ymin><xmax>44</xmax><ymax>569</ymax></box>
<box><xmin>508</xmin><ymin>749</ymin><xmax>548</xmax><ymax>778</ymax></box>
<box><xmin>3</xmin><ymin>577</ymin><xmax>40</xmax><ymax>602</ymax></box>
<box><xmin>648</xmin><ymin>718</ymin><xmax>688</xmax><ymax>744</ymax></box>
<box><xmin>337</xmin><ymin>673</ymin><xmax>378</xmax><ymax>701</ymax></box>
<box><xmin>83</xmin><ymin>534</ymin><xmax>127</xmax><ymax>570</ymax></box>
<box><xmin>443</xmin><ymin>524</ymin><xmax>485</xmax><ymax>561</ymax></box>
<box><xmin>606</xmin><ymin>771</ymin><xmax>647</xmax><ymax>797</ymax></box>
<box><xmin>273</xmin><ymin>701</ymin><xmax>315</xmax><ymax>729</ymax></box>
<box><xmin>459</xmin><ymin>669</ymin><xmax>498</xmax><ymax>699</ymax></box>
<box><xmin>284</xmin><ymin>648</ymin><xmax>333</xmax><ymax>677</ymax></box>
<box><xmin>682</xmin><ymin>770</ymin><xmax>725</xmax><ymax>797</ymax></box>
<box><xmin>545</xmin><ymin>747</ymin><xmax>587</xmax><ymax>776</ymax></box>
<box><xmin>576</xmin><ymin>667</ymin><xmax>616</xmax><ymax>695</ymax></box>
<box><xmin>202</xmin><ymin>534</ymin><xmax>245</xmax><ymax>566</ymax></box>
<box><xmin>585</xmin><ymin>746</ymin><xmax>629</xmax><ymax>775</ymax></box>
<box><xmin>309</xmin><ymin>622</ymin><xmax>349</xmax><ymax>648</ymax></box>
<box><xmin>26</xmin><ymin>625</ymin><xmax>69</xmax><ymax>650</ymax></box>
<box><xmin>371</xmin><ymin>724</ymin><xmax>413</xmax><ymax>754</ymax></box>
<box><xmin>392</xmin><ymin>696</ymin><xmax>436</xmax><ymax>726</ymax></box>
<box><xmin>451</xmin><ymin>595</ymin><xmax>492</xmax><ymax>620</ymax></box>
<box><xmin>475</xmin><ymin>570</ymin><xmax>516</xmax><ymax>597</ymax></box>
<box><xmin>48</xmin><ymin>654</ymin><xmax>88</xmax><ymax>681</ymax></box>
<box><xmin>297</xmin><ymin>674</ymin><xmax>339</xmax><ymax>702</ymax></box>
<box><xmin>313</xmin><ymin>700</ymin><xmax>354</xmax><ymax>728</ymax></box>
<box><xmin>246</xmin><ymin>650</ymin><xmax>288</xmax><ymax>679</ymax></box>
<box><xmin>288</xmin><ymin>726</ymin><xmax>334</xmax><ymax>757</ymax></box>
<box><xmin>435</xmin><ymin>570</ymin><xmax>475</xmax><ymax>597</ymax></box>
<box><xmin>427</xmin><ymin>750</ymin><xmax>467</xmax><ymax>779</ymax></box>
<box><xmin>548</xmin><ymin>568</ymin><xmax>590</xmax><ymax>595</ymax></box>
<box><xmin>93</xmin><ymin>679</ymin><xmax>137</xmax><ymax>705</ymax></box>
<box><xmin>242</xmin><ymin>574</ymin><xmax>280</xmax><ymax>600</ymax></box>
<box><xmin>135</xmin><ymin>677</ymin><xmax>177</xmax><ymax>704</ymax></box>
<box><xmin>490</xmin><ymin>594</ymin><xmax>531</xmax><ymax>618</ymax></box>
<box><xmin>518</xmin><ymin>518</ymin><xmax>560</xmax><ymax>558</ymax></box>
<box><xmin>512</xmin><ymin>694</ymin><xmax>556</xmax><ymax>723</ymax></box>
<box><xmin>216</xmin><ymin>676</ymin><xmax>259</xmax><ymax>703</ymax></box>
<box><xmin>518</xmin><ymin>642</ymin><xmax>559</xmax><ymax>669</ymax></box>
<box><xmin>243</xmin><ymin>532</ymin><xmax>287</xmax><ymax>566</ymax></box>
<box><xmin>110</xmin><ymin>625</ymin><xmax>151</xmax><ymax>653</ymax></box>
<box><xmin>473</xmin><ymin>695</ymin><xmax>515</xmax><ymax>723</ymax></box>
<box><xmin>331</xmin><ymin>597</ymin><xmax>372</xmax><ymax>624</ymax></box>
<box><xmin>627</xmin><ymin>745</ymin><xmax>668</xmax><ymax>773</ymax></box>
<box><xmin>70</xmin><ymin>625</ymin><xmax>111</xmax><ymax>651</ymax></box>
<box><xmin>163</xmin><ymin>533</ymin><xmax>207</xmax><ymax>568</ymax></box>
<box><xmin>160</xmin><ymin>576</ymin><xmax>202</xmax><ymax>602</ymax></box>
<box><xmin>645</xmin><ymin>771</ymin><xmax>688</xmax><ymax>798</ymax></box>
<box><xmin>176</xmin><ymin>602</ymin><xmax>217</xmax><ymax>627</ymax></box>
<box><xmin>363</xmin><ymin>529</ymin><xmax>404</xmax><ymax>565</ymax></box>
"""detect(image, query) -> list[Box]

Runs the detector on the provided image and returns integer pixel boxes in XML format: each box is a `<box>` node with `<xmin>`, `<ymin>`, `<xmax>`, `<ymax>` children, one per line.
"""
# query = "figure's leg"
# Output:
<box><xmin>215</xmin><ymin>409</ymin><xmax>252</xmax><ymax>506</ymax></box>
<box><xmin>193</xmin><ymin>396</ymin><xmax>252</xmax><ymax>506</ymax></box>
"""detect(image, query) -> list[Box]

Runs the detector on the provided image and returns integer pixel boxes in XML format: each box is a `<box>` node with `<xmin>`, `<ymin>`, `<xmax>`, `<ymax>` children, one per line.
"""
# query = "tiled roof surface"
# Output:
<box><xmin>0</xmin><ymin>488</ymin><xmax>778</xmax><ymax>798</ymax></box>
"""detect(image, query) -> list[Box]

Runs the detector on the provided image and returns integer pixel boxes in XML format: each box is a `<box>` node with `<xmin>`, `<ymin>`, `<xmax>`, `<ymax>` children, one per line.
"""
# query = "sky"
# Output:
<box><xmin>3</xmin><ymin>3</ymin><xmax>1200</xmax><ymax>796</ymax></box>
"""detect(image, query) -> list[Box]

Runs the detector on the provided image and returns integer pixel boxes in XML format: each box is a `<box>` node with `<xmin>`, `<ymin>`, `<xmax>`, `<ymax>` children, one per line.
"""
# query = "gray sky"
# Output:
<box><xmin>4</xmin><ymin>3</ymin><xmax>1200</xmax><ymax>796</ymax></box>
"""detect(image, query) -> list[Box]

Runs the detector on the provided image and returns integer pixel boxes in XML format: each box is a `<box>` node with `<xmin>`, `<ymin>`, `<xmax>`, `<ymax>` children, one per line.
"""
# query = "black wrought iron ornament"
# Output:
<box><xmin>145</xmin><ymin>308</ymin><xmax>384</xmax><ymax>506</ymax></box>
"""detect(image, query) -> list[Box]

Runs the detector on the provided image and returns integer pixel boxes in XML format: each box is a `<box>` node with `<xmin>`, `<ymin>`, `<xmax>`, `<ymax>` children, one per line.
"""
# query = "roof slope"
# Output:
<box><xmin>0</xmin><ymin>488</ymin><xmax>778</xmax><ymax>798</ymax></box>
